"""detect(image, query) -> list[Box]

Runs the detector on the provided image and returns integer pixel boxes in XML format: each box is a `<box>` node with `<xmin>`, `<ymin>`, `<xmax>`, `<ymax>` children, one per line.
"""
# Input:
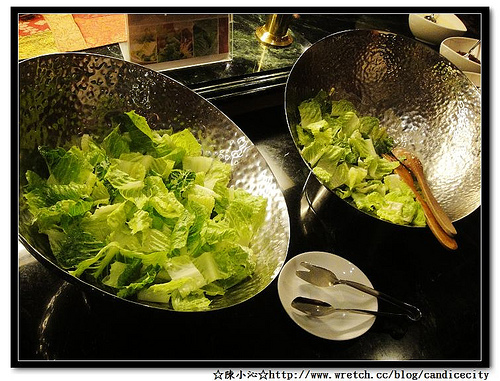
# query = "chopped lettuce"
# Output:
<box><xmin>296</xmin><ymin>90</ymin><xmax>425</xmax><ymax>227</ymax></box>
<box><xmin>22</xmin><ymin>110</ymin><xmax>268</xmax><ymax>310</ymax></box>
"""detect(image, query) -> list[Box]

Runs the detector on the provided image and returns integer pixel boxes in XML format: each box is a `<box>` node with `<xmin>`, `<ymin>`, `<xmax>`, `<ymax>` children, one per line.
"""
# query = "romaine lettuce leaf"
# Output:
<box><xmin>213</xmin><ymin>243</ymin><xmax>256</xmax><ymax>290</ymax></box>
<box><xmin>102</xmin><ymin>257</ymin><xmax>142</xmax><ymax>288</ymax></box>
<box><xmin>127</xmin><ymin>209</ymin><xmax>152</xmax><ymax>234</ymax></box>
<box><xmin>117</xmin><ymin>264</ymin><xmax>161</xmax><ymax>298</ymax></box>
<box><xmin>222</xmin><ymin>188</ymin><xmax>267</xmax><ymax>246</ymax></box>
<box><xmin>186</xmin><ymin>184</ymin><xmax>217</xmax><ymax>214</ymax></box>
<box><xmin>298</xmin><ymin>97</ymin><xmax>323</xmax><ymax>128</ymax></box>
<box><xmin>348</xmin><ymin>130</ymin><xmax>378</xmax><ymax>159</ymax></box>
<box><xmin>330</xmin><ymin>99</ymin><xmax>356</xmax><ymax>116</ymax></box>
<box><xmin>101</xmin><ymin>126</ymin><xmax>131</xmax><ymax>158</ymax></box>
<box><xmin>203</xmin><ymin>159</ymin><xmax>232</xmax><ymax>190</ymax></box>
<box><xmin>166</xmin><ymin>169</ymin><xmax>196</xmax><ymax>199</ymax></box>
<box><xmin>170</xmin><ymin>290</ymin><xmax>212</xmax><ymax>311</ymax></box>
<box><xmin>139</xmin><ymin>228</ymin><xmax>172</xmax><ymax>253</ymax></box>
<box><xmin>301</xmin><ymin>141</ymin><xmax>328</xmax><ymax>167</ymax></box>
<box><xmin>170</xmin><ymin>129</ymin><xmax>202</xmax><ymax>157</ymax></box>
<box><xmin>182</xmin><ymin>156</ymin><xmax>214</xmax><ymax>174</ymax></box>
<box><xmin>121</xmin><ymin>111</ymin><xmax>155</xmax><ymax>154</ymax></box>
<box><xmin>23</xmin><ymin>111</ymin><xmax>268</xmax><ymax>310</ymax></box>
<box><xmin>137</xmin><ymin>277</ymin><xmax>188</xmax><ymax>304</ymax></box>
<box><xmin>193</xmin><ymin>251</ymin><xmax>226</xmax><ymax>283</ymax></box>
<box><xmin>295</xmin><ymin>90</ymin><xmax>425</xmax><ymax>227</ymax></box>
<box><xmin>165</xmin><ymin>255</ymin><xmax>207</xmax><ymax>297</ymax></box>
<box><xmin>104</xmin><ymin>164</ymin><xmax>147</xmax><ymax>208</ymax></box>
<box><xmin>338</xmin><ymin>111</ymin><xmax>359</xmax><ymax>138</ymax></box>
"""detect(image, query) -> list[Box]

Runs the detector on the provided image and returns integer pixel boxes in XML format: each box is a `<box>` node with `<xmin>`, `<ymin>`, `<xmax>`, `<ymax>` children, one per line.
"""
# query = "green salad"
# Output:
<box><xmin>296</xmin><ymin>89</ymin><xmax>425</xmax><ymax>227</ymax></box>
<box><xmin>22</xmin><ymin>111</ymin><xmax>267</xmax><ymax>311</ymax></box>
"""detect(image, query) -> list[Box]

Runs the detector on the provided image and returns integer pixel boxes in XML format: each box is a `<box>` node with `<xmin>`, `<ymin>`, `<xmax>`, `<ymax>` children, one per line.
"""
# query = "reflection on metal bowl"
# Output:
<box><xmin>285</xmin><ymin>29</ymin><xmax>481</xmax><ymax>226</ymax></box>
<box><xmin>299</xmin><ymin>172</ymin><xmax>434</xmax><ymax>259</ymax></box>
<box><xmin>18</xmin><ymin>53</ymin><xmax>290</xmax><ymax>312</ymax></box>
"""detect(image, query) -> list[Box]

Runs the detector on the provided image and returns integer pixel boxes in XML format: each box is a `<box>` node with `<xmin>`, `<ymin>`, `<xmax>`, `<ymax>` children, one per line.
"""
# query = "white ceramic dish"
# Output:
<box><xmin>440</xmin><ymin>37</ymin><xmax>481</xmax><ymax>73</ymax></box>
<box><xmin>277</xmin><ymin>251</ymin><xmax>378</xmax><ymax>340</ymax></box>
<box><xmin>408</xmin><ymin>14</ymin><xmax>467</xmax><ymax>45</ymax></box>
<box><xmin>463</xmin><ymin>71</ymin><xmax>481</xmax><ymax>88</ymax></box>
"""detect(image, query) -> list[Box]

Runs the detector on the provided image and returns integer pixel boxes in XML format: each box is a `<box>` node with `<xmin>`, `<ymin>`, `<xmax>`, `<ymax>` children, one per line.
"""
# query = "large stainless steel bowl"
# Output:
<box><xmin>18</xmin><ymin>53</ymin><xmax>290</xmax><ymax>311</ymax></box>
<box><xmin>285</xmin><ymin>29</ymin><xmax>481</xmax><ymax>223</ymax></box>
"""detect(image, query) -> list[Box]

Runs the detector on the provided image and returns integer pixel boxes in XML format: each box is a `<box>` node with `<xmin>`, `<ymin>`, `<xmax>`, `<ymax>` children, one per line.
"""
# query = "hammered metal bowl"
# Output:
<box><xmin>285</xmin><ymin>29</ymin><xmax>481</xmax><ymax>223</ymax></box>
<box><xmin>18</xmin><ymin>53</ymin><xmax>290</xmax><ymax>311</ymax></box>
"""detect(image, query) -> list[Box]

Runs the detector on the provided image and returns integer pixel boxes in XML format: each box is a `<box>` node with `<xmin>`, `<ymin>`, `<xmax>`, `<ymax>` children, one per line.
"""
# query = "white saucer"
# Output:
<box><xmin>277</xmin><ymin>251</ymin><xmax>378</xmax><ymax>340</ymax></box>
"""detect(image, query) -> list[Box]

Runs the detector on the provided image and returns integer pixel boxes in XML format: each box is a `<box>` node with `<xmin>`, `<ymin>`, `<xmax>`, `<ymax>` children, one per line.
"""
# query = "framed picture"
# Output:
<box><xmin>123</xmin><ymin>14</ymin><xmax>232</xmax><ymax>71</ymax></box>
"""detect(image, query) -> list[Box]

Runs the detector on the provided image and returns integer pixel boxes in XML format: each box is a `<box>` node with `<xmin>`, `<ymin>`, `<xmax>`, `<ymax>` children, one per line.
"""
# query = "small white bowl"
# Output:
<box><xmin>408</xmin><ymin>14</ymin><xmax>467</xmax><ymax>45</ymax></box>
<box><xmin>440</xmin><ymin>37</ymin><xmax>481</xmax><ymax>73</ymax></box>
<box><xmin>463</xmin><ymin>71</ymin><xmax>481</xmax><ymax>89</ymax></box>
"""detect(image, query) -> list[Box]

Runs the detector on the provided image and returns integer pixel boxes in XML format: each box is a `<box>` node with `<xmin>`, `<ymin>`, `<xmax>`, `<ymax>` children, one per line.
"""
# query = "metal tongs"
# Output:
<box><xmin>424</xmin><ymin>14</ymin><xmax>437</xmax><ymax>23</ymax></box>
<box><xmin>295</xmin><ymin>261</ymin><xmax>422</xmax><ymax>321</ymax></box>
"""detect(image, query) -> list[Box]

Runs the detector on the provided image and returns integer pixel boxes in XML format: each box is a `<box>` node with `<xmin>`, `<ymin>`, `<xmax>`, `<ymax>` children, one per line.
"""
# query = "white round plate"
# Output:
<box><xmin>278</xmin><ymin>251</ymin><xmax>378</xmax><ymax>340</ymax></box>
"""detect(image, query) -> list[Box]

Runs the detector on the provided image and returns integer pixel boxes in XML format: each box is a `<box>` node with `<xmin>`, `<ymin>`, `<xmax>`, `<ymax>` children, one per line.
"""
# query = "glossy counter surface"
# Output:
<box><xmin>17</xmin><ymin>111</ymin><xmax>483</xmax><ymax>364</ymax></box>
<box><xmin>16</xmin><ymin>12</ymin><xmax>486</xmax><ymax>366</ymax></box>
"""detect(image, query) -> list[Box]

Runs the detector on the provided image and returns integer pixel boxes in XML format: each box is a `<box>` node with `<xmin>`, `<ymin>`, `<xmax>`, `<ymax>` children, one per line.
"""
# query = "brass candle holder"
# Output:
<box><xmin>256</xmin><ymin>14</ymin><xmax>294</xmax><ymax>47</ymax></box>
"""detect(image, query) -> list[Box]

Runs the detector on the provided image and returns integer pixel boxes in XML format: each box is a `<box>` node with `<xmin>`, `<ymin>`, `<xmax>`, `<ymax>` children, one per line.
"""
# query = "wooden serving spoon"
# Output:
<box><xmin>391</xmin><ymin>147</ymin><xmax>457</xmax><ymax>237</ymax></box>
<box><xmin>383</xmin><ymin>153</ymin><xmax>458</xmax><ymax>250</ymax></box>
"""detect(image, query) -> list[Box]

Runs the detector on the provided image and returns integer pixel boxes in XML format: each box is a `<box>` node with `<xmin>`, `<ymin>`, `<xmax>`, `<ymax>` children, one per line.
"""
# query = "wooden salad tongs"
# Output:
<box><xmin>383</xmin><ymin>149</ymin><xmax>458</xmax><ymax>251</ymax></box>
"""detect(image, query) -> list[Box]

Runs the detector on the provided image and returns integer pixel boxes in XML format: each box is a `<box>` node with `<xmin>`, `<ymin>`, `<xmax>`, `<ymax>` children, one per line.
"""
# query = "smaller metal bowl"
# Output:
<box><xmin>285</xmin><ymin>29</ymin><xmax>481</xmax><ymax>225</ymax></box>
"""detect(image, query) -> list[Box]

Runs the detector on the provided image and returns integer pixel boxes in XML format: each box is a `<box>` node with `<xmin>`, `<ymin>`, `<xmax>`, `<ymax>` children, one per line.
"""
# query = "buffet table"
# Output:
<box><xmin>16</xmin><ymin>12</ymin><xmax>485</xmax><ymax>366</ymax></box>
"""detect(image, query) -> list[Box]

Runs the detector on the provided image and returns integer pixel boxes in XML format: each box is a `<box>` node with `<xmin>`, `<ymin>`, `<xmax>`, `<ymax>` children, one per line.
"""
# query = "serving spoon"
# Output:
<box><xmin>392</xmin><ymin>147</ymin><xmax>457</xmax><ymax>237</ymax></box>
<box><xmin>291</xmin><ymin>296</ymin><xmax>413</xmax><ymax>319</ymax></box>
<box><xmin>383</xmin><ymin>153</ymin><xmax>457</xmax><ymax>250</ymax></box>
<box><xmin>296</xmin><ymin>261</ymin><xmax>422</xmax><ymax>321</ymax></box>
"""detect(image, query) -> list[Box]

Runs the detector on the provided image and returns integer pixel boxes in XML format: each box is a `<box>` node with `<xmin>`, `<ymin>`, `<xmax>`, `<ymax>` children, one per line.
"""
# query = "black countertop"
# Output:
<box><xmin>16</xmin><ymin>12</ymin><xmax>486</xmax><ymax>367</ymax></box>
<box><xmin>16</xmin><ymin>106</ymin><xmax>484</xmax><ymax>365</ymax></box>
